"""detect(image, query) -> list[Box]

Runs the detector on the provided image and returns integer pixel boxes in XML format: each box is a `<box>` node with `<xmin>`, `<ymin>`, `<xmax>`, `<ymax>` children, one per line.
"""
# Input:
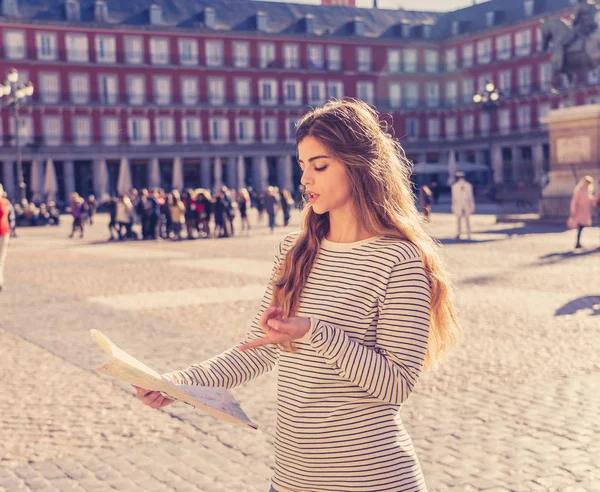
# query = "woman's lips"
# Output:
<box><xmin>306</xmin><ymin>191</ymin><xmax>320</xmax><ymax>203</ymax></box>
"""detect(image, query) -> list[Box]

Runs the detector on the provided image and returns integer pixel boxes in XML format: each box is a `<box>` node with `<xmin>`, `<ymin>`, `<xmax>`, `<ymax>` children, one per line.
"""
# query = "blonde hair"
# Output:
<box><xmin>575</xmin><ymin>175</ymin><xmax>594</xmax><ymax>194</ymax></box>
<box><xmin>272</xmin><ymin>99</ymin><xmax>461</xmax><ymax>370</ymax></box>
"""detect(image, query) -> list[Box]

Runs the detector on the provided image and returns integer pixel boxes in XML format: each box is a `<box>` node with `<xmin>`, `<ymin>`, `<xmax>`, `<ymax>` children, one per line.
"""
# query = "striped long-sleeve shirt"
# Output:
<box><xmin>165</xmin><ymin>233</ymin><xmax>432</xmax><ymax>492</ymax></box>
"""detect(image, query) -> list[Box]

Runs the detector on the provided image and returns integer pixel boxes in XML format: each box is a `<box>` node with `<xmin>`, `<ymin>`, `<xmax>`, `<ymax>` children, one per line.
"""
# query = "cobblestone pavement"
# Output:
<box><xmin>1</xmin><ymin>210</ymin><xmax>599</xmax><ymax>492</ymax></box>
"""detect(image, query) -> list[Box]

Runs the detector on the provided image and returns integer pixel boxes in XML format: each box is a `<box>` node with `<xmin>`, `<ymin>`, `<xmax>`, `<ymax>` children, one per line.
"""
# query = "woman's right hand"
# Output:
<box><xmin>133</xmin><ymin>386</ymin><xmax>174</xmax><ymax>409</ymax></box>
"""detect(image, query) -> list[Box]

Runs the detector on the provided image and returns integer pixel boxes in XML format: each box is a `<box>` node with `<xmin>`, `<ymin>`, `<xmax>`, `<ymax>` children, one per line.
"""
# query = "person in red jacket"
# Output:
<box><xmin>0</xmin><ymin>184</ymin><xmax>11</xmax><ymax>291</ymax></box>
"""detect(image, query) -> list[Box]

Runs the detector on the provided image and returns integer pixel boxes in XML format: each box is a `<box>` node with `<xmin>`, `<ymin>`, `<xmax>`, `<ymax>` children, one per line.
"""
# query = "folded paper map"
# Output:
<box><xmin>90</xmin><ymin>329</ymin><xmax>257</xmax><ymax>430</ymax></box>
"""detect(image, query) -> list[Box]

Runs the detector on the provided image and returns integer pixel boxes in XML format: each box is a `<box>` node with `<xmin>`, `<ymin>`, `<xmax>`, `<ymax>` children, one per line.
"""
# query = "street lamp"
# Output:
<box><xmin>472</xmin><ymin>80</ymin><xmax>500</xmax><ymax>196</ymax></box>
<box><xmin>0</xmin><ymin>68</ymin><xmax>34</xmax><ymax>203</ymax></box>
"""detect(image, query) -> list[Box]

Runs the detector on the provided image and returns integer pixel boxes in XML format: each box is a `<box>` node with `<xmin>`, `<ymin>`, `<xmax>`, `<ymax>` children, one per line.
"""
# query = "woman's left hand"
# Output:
<box><xmin>239</xmin><ymin>314</ymin><xmax>310</xmax><ymax>351</ymax></box>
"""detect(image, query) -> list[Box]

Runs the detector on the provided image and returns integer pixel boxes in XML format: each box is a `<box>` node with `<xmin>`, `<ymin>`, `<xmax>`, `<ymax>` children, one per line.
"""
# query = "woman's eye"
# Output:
<box><xmin>315</xmin><ymin>166</ymin><xmax>328</xmax><ymax>172</ymax></box>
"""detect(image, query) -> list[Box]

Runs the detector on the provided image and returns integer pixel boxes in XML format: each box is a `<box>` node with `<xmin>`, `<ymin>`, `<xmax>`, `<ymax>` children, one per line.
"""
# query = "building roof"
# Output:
<box><xmin>1</xmin><ymin>0</ymin><xmax>574</xmax><ymax>40</ymax></box>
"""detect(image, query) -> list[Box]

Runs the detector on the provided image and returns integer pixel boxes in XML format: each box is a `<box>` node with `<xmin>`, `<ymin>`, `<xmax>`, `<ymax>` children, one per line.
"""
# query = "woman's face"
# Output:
<box><xmin>297</xmin><ymin>136</ymin><xmax>352</xmax><ymax>216</ymax></box>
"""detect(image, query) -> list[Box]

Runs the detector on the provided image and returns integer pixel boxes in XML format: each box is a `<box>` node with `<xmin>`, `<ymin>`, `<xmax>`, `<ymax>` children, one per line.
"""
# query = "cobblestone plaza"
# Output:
<box><xmin>1</xmin><ymin>211</ymin><xmax>599</xmax><ymax>491</ymax></box>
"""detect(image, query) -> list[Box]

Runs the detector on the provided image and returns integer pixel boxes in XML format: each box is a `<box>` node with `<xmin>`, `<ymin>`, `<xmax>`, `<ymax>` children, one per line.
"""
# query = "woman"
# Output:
<box><xmin>68</xmin><ymin>192</ymin><xmax>86</xmax><ymax>238</ymax></box>
<box><xmin>168</xmin><ymin>191</ymin><xmax>186</xmax><ymax>240</ymax></box>
<box><xmin>280</xmin><ymin>189</ymin><xmax>294</xmax><ymax>227</ymax></box>
<box><xmin>135</xmin><ymin>99</ymin><xmax>461</xmax><ymax>492</ymax></box>
<box><xmin>420</xmin><ymin>185</ymin><xmax>433</xmax><ymax>221</ymax></box>
<box><xmin>238</xmin><ymin>188</ymin><xmax>251</xmax><ymax>235</ymax></box>
<box><xmin>115</xmin><ymin>195</ymin><xmax>134</xmax><ymax>240</ymax></box>
<box><xmin>569</xmin><ymin>175</ymin><xmax>599</xmax><ymax>249</ymax></box>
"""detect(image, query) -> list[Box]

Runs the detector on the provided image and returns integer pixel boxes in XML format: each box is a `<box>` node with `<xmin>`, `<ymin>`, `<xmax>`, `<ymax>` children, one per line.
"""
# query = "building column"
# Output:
<box><xmin>200</xmin><ymin>157</ymin><xmax>211</xmax><ymax>190</ymax></box>
<box><xmin>63</xmin><ymin>160</ymin><xmax>75</xmax><ymax>198</ymax></box>
<box><xmin>253</xmin><ymin>156</ymin><xmax>268</xmax><ymax>192</ymax></box>
<box><xmin>213</xmin><ymin>157</ymin><xmax>222</xmax><ymax>192</ymax></box>
<box><xmin>236</xmin><ymin>155</ymin><xmax>246</xmax><ymax>190</ymax></box>
<box><xmin>148</xmin><ymin>157</ymin><xmax>160</xmax><ymax>189</ymax></box>
<box><xmin>2</xmin><ymin>160</ymin><xmax>15</xmax><ymax>199</ymax></box>
<box><xmin>532</xmin><ymin>142</ymin><xmax>544</xmax><ymax>184</ymax></box>
<box><xmin>512</xmin><ymin>146</ymin><xmax>522</xmax><ymax>183</ymax></box>
<box><xmin>172</xmin><ymin>156</ymin><xmax>184</xmax><ymax>191</ymax></box>
<box><xmin>491</xmin><ymin>145</ymin><xmax>503</xmax><ymax>185</ymax></box>
<box><xmin>277</xmin><ymin>155</ymin><xmax>293</xmax><ymax>192</ymax></box>
<box><xmin>226</xmin><ymin>157</ymin><xmax>237</xmax><ymax>190</ymax></box>
<box><xmin>30</xmin><ymin>160</ymin><xmax>43</xmax><ymax>202</ymax></box>
<box><xmin>93</xmin><ymin>159</ymin><xmax>108</xmax><ymax>198</ymax></box>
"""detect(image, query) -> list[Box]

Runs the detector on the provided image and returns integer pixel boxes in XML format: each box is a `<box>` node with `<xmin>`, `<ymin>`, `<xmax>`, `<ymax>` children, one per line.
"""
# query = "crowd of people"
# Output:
<box><xmin>65</xmin><ymin>185</ymin><xmax>301</xmax><ymax>241</ymax></box>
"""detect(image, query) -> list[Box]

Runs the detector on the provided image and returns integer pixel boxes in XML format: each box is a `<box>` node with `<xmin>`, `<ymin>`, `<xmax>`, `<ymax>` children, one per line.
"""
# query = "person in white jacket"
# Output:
<box><xmin>451</xmin><ymin>172</ymin><xmax>475</xmax><ymax>240</ymax></box>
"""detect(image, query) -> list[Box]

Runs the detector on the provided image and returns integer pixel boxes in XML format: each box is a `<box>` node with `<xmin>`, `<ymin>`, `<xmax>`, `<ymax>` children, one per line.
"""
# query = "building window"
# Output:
<box><xmin>405</xmin><ymin>82</ymin><xmax>418</xmax><ymax>108</ymax></box>
<box><xmin>406</xmin><ymin>118</ymin><xmax>419</xmax><ymax>139</ymax></box>
<box><xmin>208</xmin><ymin>78</ymin><xmax>224</xmax><ymax>105</ymax></box>
<box><xmin>73</xmin><ymin>116</ymin><xmax>91</xmax><ymax>146</ymax></box>
<box><xmin>66</xmin><ymin>33</ymin><xmax>89</xmax><ymax>62</ymax></box>
<box><xmin>498</xmin><ymin>70</ymin><xmax>512</xmax><ymax>94</ymax></box>
<box><xmin>98</xmin><ymin>74</ymin><xmax>118</xmax><ymax>104</ymax></box>
<box><xmin>150</xmin><ymin>38</ymin><xmax>170</xmax><ymax>65</ymax></box>
<box><xmin>479</xmin><ymin>112</ymin><xmax>490</xmax><ymax>135</ymax></box>
<box><xmin>5</xmin><ymin>30</ymin><xmax>26</xmax><ymax>60</ymax></box>
<box><xmin>496</xmin><ymin>34</ymin><xmax>512</xmax><ymax>61</ymax></box>
<box><xmin>11</xmin><ymin>117</ymin><xmax>33</xmax><ymax>146</ymax></box>
<box><xmin>478</xmin><ymin>73</ymin><xmax>493</xmax><ymax>92</ymax></box>
<box><xmin>181</xmin><ymin>77</ymin><xmax>198</xmax><ymax>105</ymax></box>
<box><xmin>388</xmin><ymin>82</ymin><xmax>401</xmax><ymax>108</ymax></box>
<box><xmin>154</xmin><ymin>76</ymin><xmax>172</xmax><ymax>105</ymax></box>
<box><xmin>284</xmin><ymin>80</ymin><xmax>302</xmax><ymax>105</ymax></box>
<box><xmin>403</xmin><ymin>48</ymin><xmax>417</xmax><ymax>73</ymax></box>
<box><xmin>179</xmin><ymin>39</ymin><xmax>198</xmax><ymax>65</ymax></box>
<box><xmin>261</xmin><ymin>117</ymin><xmax>277</xmax><ymax>143</ymax></box>
<box><xmin>427</xmin><ymin>118</ymin><xmax>440</xmax><ymax>141</ymax></box>
<box><xmin>357</xmin><ymin>81</ymin><xmax>374</xmax><ymax>105</ymax></box>
<box><xmin>259</xmin><ymin>79</ymin><xmax>277</xmax><ymax>105</ymax></box>
<box><xmin>155</xmin><ymin>117</ymin><xmax>174</xmax><ymax>145</ymax></box>
<box><xmin>518</xmin><ymin>66</ymin><xmax>532</xmax><ymax>94</ymax></box>
<box><xmin>236</xmin><ymin>117</ymin><xmax>255</xmax><ymax>144</ymax></box>
<box><xmin>39</xmin><ymin>73</ymin><xmax>60</xmax><ymax>104</ymax></box>
<box><xmin>206</xmin><ymin>39</ymin><xmax>224</xmax><ymax>67</ymax></box>
<box><xmin>425</xmin><ymin>82</ymin><xmax>439</xmax><ymax>108</ymax></box>
<box><xmin>128</xmin><ymin>117</ymin><xmax>150</xmax><ymax>145</ymax></box>
<box><xmin>387</xmin><ymin>49</ymin><xmax>401</xmax><ymax>73</ymax></box>
<box><xmin>327</xmin><ymin>46</ymin><xmax>342</xmax><ymax>71</ymax></box>
<box><xmin>477</xmin><ymin>38</ymin><xmax>492</xmax><ymax>65</ymax></box>
<box><xmin>209</xmin><ymin>117</ymin><xmax>229</xmax><ymax>144</ymax></box>
<box><xmin>258</xmin><ymin>42</ymin><xmax>275</xmax><ymax>69</ymax></box>
<box><xmin>308</xmin><ymin>81</ymin><xmax>325</xmax><ymax>105</ymax></box>
<box><xmin>445</xmin><ymin>116</ymin><xmax>457</xmax><ymax>140</ymax></box>
<box><xmin>125</xmin><ymin>36</ymin><xmax>143</xmax><ymax>64</ymax></box>
<box><xmin>285</xmin><ymin>118</ymin><xmax>298</xmax><ymax>142</ymax></box>
<box><xmin>588</xmin><ymin>68</ymin><xmax>600</xmax><ymax>85</ymax></box>
<box><xmin>462</xmin><ymin>44</ymin><xmax>474</xmax><ymax>68</ymax></box>
<box><xmin>36</xmin><ymin>32</ymin><xmax>57</xmax><ymax>61</ymax></box>
<box><xmin>445</xmin><ymin>48</ymin><xmax>457</xmax><ymax>72</ymax></box>
<box><xmin>327</xmin><ymin>80</ymin><xmax>343</xmax><ymax>100</ymax></box>
<box><xmin>127</xmin><ymin>75</ymin><xmax>145</xmax><ymax>105</ymax></box>
<box><xmin>498</xmin><ymin>108</ymin><xmax>511</xmax><ymax>134</ymax></box>
<box><xmin>425</xmin><ymin>50</ymin><xmax>438</xmax><ymax>73</ymax></box>
<box><xmin>356</xmin><ymin>47</ymin><xmax>372</xmax><ymax>72</ymax></box>
<box><xmin>233</xmin><ymin>41</ymin><xmax>249</xmax><ymax>68</ymax></box>
<box><xmin>462</xmin><ymin>78</ymin><xmax>474</xmax><ymax>103</ymax></box>
<box><xmin>445</xmin><ymin>81</ymin><xmax>457</xmax><ymax>106</ymax></box>
<box><xmin>283</xmin><ymin>44</ymin><xmax>299</xmax><ymax>69</ymax></box>
<box><xmin>70</xmin><ymin>74</ymin><xmax>89</xmax><ymax>103</ymax></box>
<box><xmin>235</xmin><ymin>78</ymin><xmax>251</xmax><ymax>106</ymax></box>
<box><xmin>308</xmin><ymin>45</ymin><xmax>324</xmax><ymax>69</ymax></box>
<box><xmin>102</xmin><ymin>117</ymin><xmax>119</xmax><ymax>146</ymax></box>
<box><xmin>95</xmin><ymin>35</ymin><xmax>116</xmax><ymax>63</ymax></box>
<box><xmin>538</xmin><ymin>102</ymin><xmax>551</xmax><ymax>128</ymax></box>
<box><xmin>515</xmin><ymin>29</ymin><xmax>532</xmax><ymax>57</ymax></box>
<box><xmin>43</xmin><ymin>116</ymin><xmax>62</xmax><ymax>146</ymax></box>
<box><xmin>182</xmin><ymin>117</ymin><xmax>201</xmax><ymax>144</ymax></box>
<box><xmin>463</xmin><ymin>114</ymin><xmax>474</xmax><ymax>139</ymax></box>
<box><xmin>517</xmin><ymin>105</ymin><xmax>531</xmax><ymax>130</ymax></box>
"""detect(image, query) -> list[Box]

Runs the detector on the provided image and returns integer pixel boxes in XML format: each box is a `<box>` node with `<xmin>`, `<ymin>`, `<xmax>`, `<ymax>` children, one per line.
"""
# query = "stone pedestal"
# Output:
<box><xmin>540</xmin><ymin>104</ymin><xmax>600</xmax><ymax>222</ymax></box>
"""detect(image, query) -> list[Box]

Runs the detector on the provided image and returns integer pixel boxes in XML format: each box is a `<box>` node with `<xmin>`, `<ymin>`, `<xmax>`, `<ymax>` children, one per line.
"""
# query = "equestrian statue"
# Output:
<box><xmin>541</xmin><ymin>0</ymin><xmax>600</xmax><ymax>89</ymax></box>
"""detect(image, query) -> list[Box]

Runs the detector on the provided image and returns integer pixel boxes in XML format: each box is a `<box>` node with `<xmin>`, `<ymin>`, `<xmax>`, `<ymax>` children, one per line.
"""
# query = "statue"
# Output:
<box><xmin>541</xmin><ymin>0</ymin><xmax>600</xmax><ymax>88</ymax></box>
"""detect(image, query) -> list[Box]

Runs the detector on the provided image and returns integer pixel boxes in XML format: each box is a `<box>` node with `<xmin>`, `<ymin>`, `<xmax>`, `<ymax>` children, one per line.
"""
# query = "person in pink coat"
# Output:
<box><xmin>569</xmin><ymin>175</ymin><xmax>600</xmax><ymax>249</ymax></box>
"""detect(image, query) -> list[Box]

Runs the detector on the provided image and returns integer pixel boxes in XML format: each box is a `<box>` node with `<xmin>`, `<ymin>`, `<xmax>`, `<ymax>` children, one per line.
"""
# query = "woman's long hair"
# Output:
<box><xmin>574</xmin><ymin>175</ymin><xmax>594</xmax><ymax>195</ymax></box>
<box><xmin>271</xmin><ymin>99</ymin><xmax>461</xmax><ymax>370</ymax></box>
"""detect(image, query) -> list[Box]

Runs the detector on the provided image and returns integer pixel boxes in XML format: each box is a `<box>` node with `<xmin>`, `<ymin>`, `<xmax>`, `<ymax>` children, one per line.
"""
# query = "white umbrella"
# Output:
<box><xmin>95</xmin><ymin>159</ymin><xmax>108</xmax><ymax>198</ymax></box>
<box><xmin>116</xmin><ymin>156</ymin><xmax>132</xmax><ymax>196</ymax></box>
<box><xmin>30</xmin><ymin>160</ymin><xmax>42</xmax><ymax>201</ymax></box>
<box><xmin>149</xmin><ymin>157</ymin><xmax>160</xmax><ymax>189</ymax></box>
<box><xmin>172</xmin><ymin>156</ymin><xmax>183</xmax><ymax>191</ymax></box>
<box><xmin>43</xmin><ymin>159</ymin><xmax>58</xmax><ymax>201</ymax></box>
<box><xmin>447</xmin><ymin>150</ymin><xmax>457</xmax><ymax>186</ymax></box>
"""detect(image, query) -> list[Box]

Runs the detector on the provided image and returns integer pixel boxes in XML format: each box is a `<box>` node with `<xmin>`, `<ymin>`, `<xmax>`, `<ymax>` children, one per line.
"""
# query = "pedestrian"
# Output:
<box><xmin>280</xmin><ymin>189</ymin><xmax>293</xmax><ymax>227</ymax></box>
<box><xmin>7</xmin><ymin>195</ymin><xmax>17</xmax><ymax>238</ymax></box>
<box><xmin>168</xmin><ymin>191</ymin><xmax>185</xmax><ymax>240</ymax></box>
<box><xmin>420</xmin><ymin>185</ymin><xmax>433</xmax><ymax>221</ymax></box>
<box><xmin>264</xmin><ymin>187</ymin><xmax>277</xmax><ymax>233</ymax></box>
<box><xmin>134</xmin><ymin>99</ymin><xmax>461</xmax><ymax>492</ymax></box>
<box><xmin>430</xmin><ymin>180</ymin><xmax>440</xmax><ymax>204</ymax></box>
<box><xmin>86</xmin><ymin>194</ymin><xmax>97</xmax><ymax>225</ymax></box>
<box><xmin>451</xmin><ymin>172</ymin><xmax>475</xmax><ymax>240</ymax></box>
<box><xmin>0</xmin><ymin>185</ymin><xmax>11</xmax><ymax>292</ymax></box>
<box><xmin>238</xmin><ymin>188</ymin><xmax>251</xmax><ymax>235</ymax></box>
<box><xmin>68</xmin><ymin>192</ymin><xmax>87</xmax><ymax>239</ymax></box>
<box><xmin>568</xmin><ymin>175</ymin><xmax>600</xmax><ymax>249</ymax></box>
<box><xmin>115</xmin><ymin>195</ymin><xmax>134</xmax><ymax>240</ymax></box>
<box><xmin>104</xmin><ymin>195</ymin><xmax>119</xmax><ymax>241</ymax></box>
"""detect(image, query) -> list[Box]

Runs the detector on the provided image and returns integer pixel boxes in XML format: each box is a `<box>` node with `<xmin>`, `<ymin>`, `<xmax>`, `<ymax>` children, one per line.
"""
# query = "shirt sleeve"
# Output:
<box><xmin>306</xmin><ymin>255</ymin><xmax>431</xmax><ymax>405</ymax></box>
<box><xmin>162</xmin><ymin>239</ymin><xmax>287</xmax><ymax>389</ymax></box>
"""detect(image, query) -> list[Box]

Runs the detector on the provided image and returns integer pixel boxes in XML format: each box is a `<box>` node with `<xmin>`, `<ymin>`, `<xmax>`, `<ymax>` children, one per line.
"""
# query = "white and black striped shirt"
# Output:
<box><xmin>166</xmin><ymin>233</ymin><xmax>432</xmax><ymax>492</ymax></box>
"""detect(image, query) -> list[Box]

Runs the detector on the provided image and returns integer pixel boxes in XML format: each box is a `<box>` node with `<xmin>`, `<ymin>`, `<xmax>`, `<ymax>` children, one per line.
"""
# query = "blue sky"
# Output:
<box><xmin>258</xmin><ymin>0</ymin><xmax>480</xmax><ymax>12</ymax></box>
